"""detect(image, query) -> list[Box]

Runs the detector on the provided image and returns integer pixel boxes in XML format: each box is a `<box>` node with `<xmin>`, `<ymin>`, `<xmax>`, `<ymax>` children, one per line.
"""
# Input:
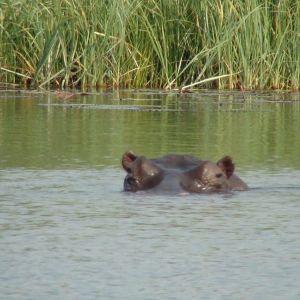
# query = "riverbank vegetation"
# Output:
<box><xmin>0</xmin><ymin>0</ymin><xmax>299</xmax><ymax>90</ymax></box>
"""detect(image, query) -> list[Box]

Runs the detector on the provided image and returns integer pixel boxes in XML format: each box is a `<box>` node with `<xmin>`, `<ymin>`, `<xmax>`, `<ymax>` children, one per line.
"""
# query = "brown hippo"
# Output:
<box><xmin>122</xmin><ymin>150</ymin><xmax>248</xmax><ymax>193</ymax></box>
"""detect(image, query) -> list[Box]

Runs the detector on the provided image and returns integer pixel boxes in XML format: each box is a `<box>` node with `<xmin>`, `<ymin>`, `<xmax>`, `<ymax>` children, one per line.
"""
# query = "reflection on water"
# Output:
<box><xmin>0</xmin><ymin>90</ymin><xmax>300</xmax><ymax>299</ymax></box>
<box><xmin>0</xmin><ymin>89</ymin><xmax>299</xmax><ymax>169</ymax></box>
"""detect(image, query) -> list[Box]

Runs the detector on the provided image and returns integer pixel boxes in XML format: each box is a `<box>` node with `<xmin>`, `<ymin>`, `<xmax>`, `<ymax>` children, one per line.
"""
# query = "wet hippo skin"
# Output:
<box><xmin>122</xmin><ymin>151</ymin><xmax>248</xmax><ymax>193</ymax></box>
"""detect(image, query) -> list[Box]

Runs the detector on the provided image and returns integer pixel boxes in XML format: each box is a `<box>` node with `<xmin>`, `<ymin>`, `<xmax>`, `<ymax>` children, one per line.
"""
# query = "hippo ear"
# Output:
<box><xmin>122</xmin><ymin>150</ymin><xmax>138</xmax><ymax>173</ymax></box>
<box><xmin>217</xmin><ymin>156</ymin><xmax>235</xmax><ymax>178</ymax></box>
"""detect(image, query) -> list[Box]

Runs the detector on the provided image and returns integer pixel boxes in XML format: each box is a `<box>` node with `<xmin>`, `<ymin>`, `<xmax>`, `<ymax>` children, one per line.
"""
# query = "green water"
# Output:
<box><xmin>0</xmin><ymin>90</ymin><xmax>299</xmax><ymax>169</ymax></box>
<box><xmin>0</xmin><ymin>90</ymin><xmax>300</xmax><ymax>300</ymax></box>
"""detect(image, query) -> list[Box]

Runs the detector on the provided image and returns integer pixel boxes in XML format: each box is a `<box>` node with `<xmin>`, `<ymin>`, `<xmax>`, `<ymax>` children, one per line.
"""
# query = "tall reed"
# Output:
<box><xmin>0</xmin><ymin>0</ymin><xmax>299</xmax><ymax>90</ymax></box>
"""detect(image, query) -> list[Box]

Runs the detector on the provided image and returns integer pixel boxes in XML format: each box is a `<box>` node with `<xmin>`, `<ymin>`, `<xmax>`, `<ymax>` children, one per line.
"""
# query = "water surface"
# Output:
<box><xmin>0</xmin><ymin>90</ymin><xmax>299</xmax><ymax>299</ymax></box>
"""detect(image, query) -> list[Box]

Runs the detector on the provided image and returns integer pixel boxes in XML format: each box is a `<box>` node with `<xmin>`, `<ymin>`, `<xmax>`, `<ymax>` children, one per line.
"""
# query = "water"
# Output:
<box><xmin>0</xmin><ymin>89</ymin><xmax>300</xmax><ymax>299</ymax></box>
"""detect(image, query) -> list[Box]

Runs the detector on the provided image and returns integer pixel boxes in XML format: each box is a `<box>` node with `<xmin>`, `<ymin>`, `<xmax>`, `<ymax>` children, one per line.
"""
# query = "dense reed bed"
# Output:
<box><xmin>0</xmin><ymin>0</ymin><xmax>299</xmax><ymax>90</ymax></box>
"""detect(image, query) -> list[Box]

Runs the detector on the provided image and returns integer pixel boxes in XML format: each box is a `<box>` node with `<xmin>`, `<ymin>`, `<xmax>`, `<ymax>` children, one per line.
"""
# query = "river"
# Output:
<box><xmin>0</xmin><ymin>89</ymin><xmax>299</xmax><ymax>299</ymax></box>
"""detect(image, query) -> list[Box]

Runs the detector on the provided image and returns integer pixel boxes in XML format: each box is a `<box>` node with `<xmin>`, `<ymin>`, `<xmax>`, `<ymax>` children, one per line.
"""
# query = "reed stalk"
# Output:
<box><xmin>0</xmin><ymin>0</ymin><xmax>299</xmax><ymax>90</ymax></box>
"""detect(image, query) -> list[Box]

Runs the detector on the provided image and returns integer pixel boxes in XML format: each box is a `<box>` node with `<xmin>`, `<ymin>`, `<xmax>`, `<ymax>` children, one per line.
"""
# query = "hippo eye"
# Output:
<box><xmin>216</xmin><ymin>173</ymin><xmax>223</xmax><ymax>178</ymax></box>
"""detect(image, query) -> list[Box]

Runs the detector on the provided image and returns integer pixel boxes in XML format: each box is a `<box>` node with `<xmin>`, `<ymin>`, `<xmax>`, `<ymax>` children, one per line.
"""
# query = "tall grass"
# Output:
<box><xmin>0</xmin><ymin>0</ymin><xmax>299</xmax><ymax>90</ymax></box>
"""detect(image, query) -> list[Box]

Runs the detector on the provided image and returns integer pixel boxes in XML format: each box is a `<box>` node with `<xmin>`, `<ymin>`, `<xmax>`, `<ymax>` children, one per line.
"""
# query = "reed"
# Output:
<box><xmin>0</xmin><ymin>0</ymin><xmax>299</xmax><ymax>90</ymax></box>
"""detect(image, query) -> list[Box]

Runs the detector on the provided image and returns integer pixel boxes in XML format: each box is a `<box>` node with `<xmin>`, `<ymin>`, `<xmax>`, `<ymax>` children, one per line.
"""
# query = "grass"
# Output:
<box><xmin>0</xmin><ymin>0</ymin><xmax>299</xmax><ymax>90</ymax></box>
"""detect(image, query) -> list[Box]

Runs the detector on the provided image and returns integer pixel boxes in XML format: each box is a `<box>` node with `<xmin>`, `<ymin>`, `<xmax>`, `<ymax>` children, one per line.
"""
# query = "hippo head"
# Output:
<box><xmin>180</xmin><ymin>156</ymin><xmax>235</xmax><ymax>192</ymax></box>
<box><xmin>122</xmin><ymin>151</ymin><xmax>164</xmax><ymax>192</ymax></box>
<box><xmin>122</xmin><ymin>151</ymin><xmax>247</xmax><ymax>193</ymax></box>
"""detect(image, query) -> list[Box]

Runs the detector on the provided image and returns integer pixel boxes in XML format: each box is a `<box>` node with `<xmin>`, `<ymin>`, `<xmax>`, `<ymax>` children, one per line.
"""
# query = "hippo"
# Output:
<box><xmin>122</xmin><ymin>150</ymin><xmax>248</xmax><ymax>193</ymax></box>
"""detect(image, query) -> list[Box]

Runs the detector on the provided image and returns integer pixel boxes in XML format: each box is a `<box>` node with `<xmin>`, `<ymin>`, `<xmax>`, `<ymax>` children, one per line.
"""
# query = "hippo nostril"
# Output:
<box><xmin>127</xmin><ymin>176</ymin><xmax>136</xmax><ymax>185</ymax></box>
<box><xmin>216</xmin><ymin>173</ymin><xmax>223</xmax><ymax>178</ymax></box>
<box><xmin>124</xmin><ymin>176</ymin><xmax>138</xmax><ymax>191</ymax></box>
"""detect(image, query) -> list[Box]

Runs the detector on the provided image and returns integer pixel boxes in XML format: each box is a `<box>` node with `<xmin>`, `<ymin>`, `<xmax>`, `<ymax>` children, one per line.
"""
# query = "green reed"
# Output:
<box><xmin>0</xmin><ymin>0</ymin><xmax>299</xmax><ymax>90</ymax></box>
